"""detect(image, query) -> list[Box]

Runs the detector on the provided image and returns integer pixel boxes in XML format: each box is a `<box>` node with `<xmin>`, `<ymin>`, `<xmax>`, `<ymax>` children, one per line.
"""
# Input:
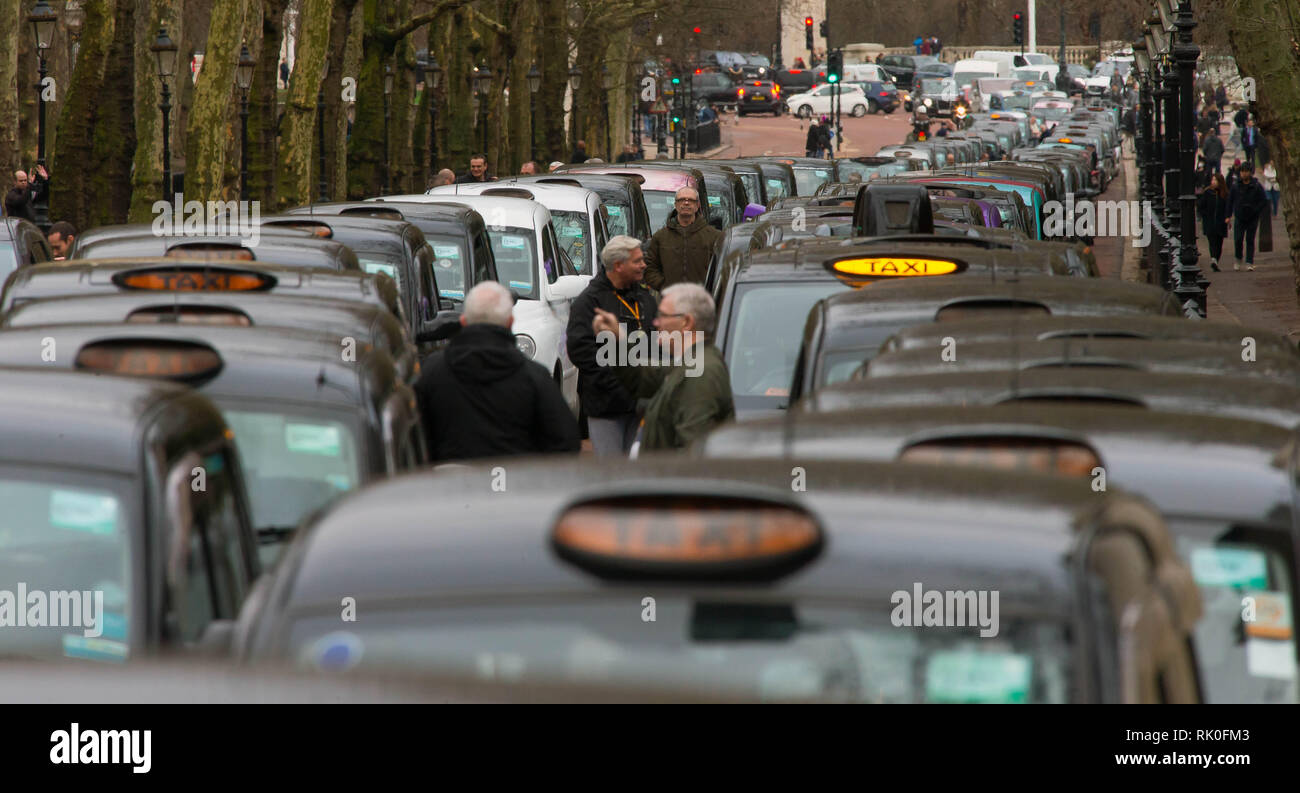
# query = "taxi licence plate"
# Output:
<box><xmin>749</xmin><ymin>94</ymin><xmax>766</xmax><ymax>101</ymax></box>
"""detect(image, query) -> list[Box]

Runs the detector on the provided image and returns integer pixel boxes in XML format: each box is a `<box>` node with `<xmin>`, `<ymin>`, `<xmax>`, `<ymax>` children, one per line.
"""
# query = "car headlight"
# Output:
<box><xmin>923</xmin><ymin>98</ymin><xmax>932</xmax><ymax>107</ymax></box>
<box><xmin>515</xmin><ymin>334</ymin><xmax>537</xmax><ymax>358</ymax></box>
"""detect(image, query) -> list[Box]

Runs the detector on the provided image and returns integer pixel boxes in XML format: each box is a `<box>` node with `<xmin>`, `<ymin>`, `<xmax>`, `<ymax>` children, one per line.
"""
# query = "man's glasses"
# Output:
<box><xmin>675</xmin><ymin>198</ymin><xmax>698</xmax><ymax>204</ymax></box>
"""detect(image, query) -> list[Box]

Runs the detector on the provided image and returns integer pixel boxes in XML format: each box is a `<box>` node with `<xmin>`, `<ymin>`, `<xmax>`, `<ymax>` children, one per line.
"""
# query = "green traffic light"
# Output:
<box><xmin>828</xmin><ymin>75</ymin><xmax>838</xmax><ymax>83</ymax></box>
<box><xmin>671</xmin><ymin>77</ymin><xmax>681</xmax><ymax>84</ymax></box>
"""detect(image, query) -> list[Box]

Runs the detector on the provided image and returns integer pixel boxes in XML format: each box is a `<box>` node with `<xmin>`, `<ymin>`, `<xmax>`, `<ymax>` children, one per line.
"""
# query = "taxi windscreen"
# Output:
<box><xmin>550</xmin><ymin>210</ymin><xmax>592</xmax><ymax>275</ymax></box>
<box><xmin>425</xmin><ymin>236</ymin><xmax>469</xmax><ymax>300</ymax></box>
<box><xmin>285</xmin><ymin>602</ymin><xmax>1072</xmax><ymax>702</ymax></box>
<box><xmin>0</xmin><ymin>471</ymin><xmax>132</xmax><ymax>663</ymax></box>
<box><xmin>486</xmin><ymin>227</ymin><xmax>539</xmax><ymax>300</ymax></box>
<box><xmin>792</xmin><ymin>167</ymin><xmax>832</xmax><ymax>197</ymax></box>
<box><xmin>764</xmin><ymin>177</ymin><xmax>790</xmax><ymax>201</ymax></box>
<box><xmin>643</xmin><ymin>191</ymin><xmax>678</xmax><ymax>230</ymax></box>
<box><xmin>725</xmin><ymin>282</ymin><xmax>844</xmax><ymax>408</ymax></box>
<box><xmin>222</xmin><ymin>409</ymin><xmax>361</xmax><ymax>541</ymax></box>
<box><xmin>602</xmin><ymin>203</ymin><xmax>632</xmax><ymax>236</ymax></box>
<box><xmin>1171</xmin><ymin>527</ymin><xmax>1298</xmax><ymax>703</ymax></box>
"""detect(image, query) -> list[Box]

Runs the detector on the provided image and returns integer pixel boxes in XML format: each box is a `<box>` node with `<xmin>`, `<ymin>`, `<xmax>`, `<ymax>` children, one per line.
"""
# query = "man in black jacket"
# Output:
<box><xmin>4</xmin><ymin>166</ymin><xmax>48</xmax><ymax>222</ymax></box>
<box><xmin>415</xmin><ymin>281</ymin><xmax>579</xmax><ymax>461</ymax></box>
<box><xmin>565</xmin><ymin>235</ymin><xmax>658</xmax><ymax>456</ymax></box>
<box><xmin>1227</xmin><ymin>161</ymin><xmax>1270</xmax><ymax>271</ymax></box>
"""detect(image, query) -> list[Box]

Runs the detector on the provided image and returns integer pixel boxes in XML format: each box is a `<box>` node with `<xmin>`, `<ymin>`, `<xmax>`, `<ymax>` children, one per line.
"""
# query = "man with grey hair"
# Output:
<box><xmin>592</xmin><ymin>282</ymin><xmax>734</xmax><ymax>452</ymax></box>
<box><xmin>643</xmin><ymin>185</ymin><xmax>722</xmax><ymax>290</ymax></box>
<box><xmin>415</xmin><ymin>280</ymin><xmax>579</xmax><ymax>462</ymax></box>
<box><xmin>566</xmin><ymin>235</ymin><xmax>658</xmax><ymax>455</ymax></box>
<box><xmin>428</xmin><ymin>168</ymin><xmax>456</xmax><ymax>189</ymax></box>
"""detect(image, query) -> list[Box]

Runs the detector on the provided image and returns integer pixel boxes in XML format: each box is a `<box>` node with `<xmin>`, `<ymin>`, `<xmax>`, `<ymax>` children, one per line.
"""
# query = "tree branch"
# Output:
<box><xmin>470</xmin><ymin>5</ymin><xmax>509</xmax><ymax>35</ymax></box>
<box><xmin>384</xmin><ymin>0</ymin><xmax>473</xmax><ymax>43</ymax></box>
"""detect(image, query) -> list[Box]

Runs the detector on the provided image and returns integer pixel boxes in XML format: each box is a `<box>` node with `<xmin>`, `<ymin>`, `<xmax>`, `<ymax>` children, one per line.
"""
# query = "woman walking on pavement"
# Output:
<box><xmin>1197</xmin><ymin>172</ymin><xmax>1229</xmax><ymax>272</ymax></box>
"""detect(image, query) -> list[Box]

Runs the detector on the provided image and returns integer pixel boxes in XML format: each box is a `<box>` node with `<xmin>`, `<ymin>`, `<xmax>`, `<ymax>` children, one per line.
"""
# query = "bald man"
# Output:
<box><xmin>413</xmin><ymin>281</ymin><xmax>579</xmax><ymax>461</ymax></box>
<box><xmin>4</xmin><ymin>165</ymin><xmax>48</xmax><ymax>223</ymax></box>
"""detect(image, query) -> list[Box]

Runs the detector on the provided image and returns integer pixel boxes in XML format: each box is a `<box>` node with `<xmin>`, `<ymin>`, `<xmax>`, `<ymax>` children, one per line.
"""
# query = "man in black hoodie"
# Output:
<box><xmin>566</xmin><ymin>235</ymin><xmax>659</xmax><ymax>455</ymax></box>
<box><xmin>415</xmin><ymin>281</ymin><xmax>579</xmax><ymax>461</ymax></box>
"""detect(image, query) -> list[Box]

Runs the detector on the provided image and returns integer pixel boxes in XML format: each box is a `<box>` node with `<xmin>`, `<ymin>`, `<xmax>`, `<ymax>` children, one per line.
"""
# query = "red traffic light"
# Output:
<box><xmin>1014</xmin><ymin>12</ymin><xmax>1022</xmax><ymax>19</ymax></box>
<box><xmin>805</xmin><ymin>16</ymin><xmax>813</xmax><ymax>26</ymax></box>
<box><xmin>692</xmin><ymin>26</ymin><xmax>701</xmax><ymax>34</ymax></box>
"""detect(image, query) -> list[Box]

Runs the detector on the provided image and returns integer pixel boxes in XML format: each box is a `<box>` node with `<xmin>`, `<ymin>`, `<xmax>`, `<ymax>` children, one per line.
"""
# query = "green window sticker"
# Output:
<box><xmin>708</xmin><ymin>195</ymin><xmax>721</xmax><ymax>207</ymax></box>
<box><xmin>606</xmin><ymin>206</ymin><xmax>623</xmax><ymax>216</ymax></box>
<box><xmin>926</xmin><ymin>651</ymin><xmax>1032</xmax><ymax>703</ymax></box>
<box><xmin>285</xmin><ymin>423</ymin><xmax>342</xmax><ymax>457</ymax></box>
<box><xmin>500</xmin><ymin>235</ymin><xmax>527</xmax><ymax>249</ymax></box>
<box><xmin>433</xmin><ymin>245</ymin><xmax>461</xmax><ymax>259</ymax></box>
<box><xmin>49</xmin><ymin>490</ymin><xmax>119</xmax><ymax>535</ymax></box>
<box><xmin>1192</xmin><ymin>547</ymin><xmax>1269</xmax><ymax>589</ymax></box>
<box><xmin>362</xmin><ymin>262</ymin><xmax>397</xmax><ymax>279</ymax></box>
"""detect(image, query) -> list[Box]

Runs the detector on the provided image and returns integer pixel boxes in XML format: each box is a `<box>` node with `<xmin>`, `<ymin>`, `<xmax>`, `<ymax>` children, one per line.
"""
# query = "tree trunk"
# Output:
<box><xmin>247</xmin><ymin>0</ymin><xmax>289</xmax><ymax>207</ymax></box>
<box><xmin>276</xmin><ymin>0</ymin><xmax>332</xmax><ymax>208</ymax></box>
<box><xmin>338</xmin><ymin>2</ymin><xmax>363</xmax><ymax>196</ymax></box>
<box><xmin>48</xmin><ymin>0</ymin><xmax>116</xmax><ymax>231</ymax></box>
<box><xmin>0</xmin><ymin>0</ymin><xmax>20</xmax><ymax>181</ymax></box>
<box><xmin>323</xmin><ymin>0</ymin><xmax>358</xmax><ymax>201</ymax></box>
<box><xmin>18</xmin><ymin>15</ymin><xmax>37</xmax><ymax>166</ymax></box>
<box><xmin>87</xmin><ymin>0</ymin><xmax>138</xmax><ymax>227</ymax></box>
<box><xmin>128</xmin><ymin>0</ymin><xmax>181</xmax><ymax>222</ymax></box>
<box><xmin>504</xmin><ymin>0</ymin><xmax>534</xmax><ymax>172</ymax></box>
<box><xmin>537</xmin><ymin>0</ymin><xmax>566</xmax><ymax>165</ymax></box>
<box><xmin>1218</xmin><ymin>0</ymin><xmax>1300</xmax><ymax>299</ymax></box>
<box><xmin>185</xmin><ymin>0</ymin><xmax>250</xmax><ymax>203</ymax></box>
<box><xmin>347</xmin><ymin>0</ymin><xmax>391</xmax><ymax>197</ymax></box>
<box><xmin>392</xmin><ymin>0</ymin><xmax>415</xmax><ymax>194</ymax></box>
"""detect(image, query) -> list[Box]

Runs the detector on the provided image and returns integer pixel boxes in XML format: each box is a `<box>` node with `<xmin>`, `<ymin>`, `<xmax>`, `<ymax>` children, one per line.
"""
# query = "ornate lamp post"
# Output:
<box><xmin>29</xmin><ymin>0</ymin><xmax>58</xmax><ymax>230</ymax></box>
<box><xmin>428</xmin><ymin>56</ymin><xmax>442</xmax><ymax>173</ymax></box>
<box><xmin>602</xmin><ymin>65</ymin><xmax>613</xmax><ymax>159</ymax></box>
<box><xmin>1169</xmin><ymin>0</ymin><xmax>1207</xmax><ymax>317</ymax></box>
<box><xmin>473</xmin><ymin>65</ymin><xmax>493</xmax><ymax>155</ymax></box>
<box><xmin>150</xmin><ymin>27</ymin><xmax>178</xmax><ymax>204</ymax></box>
<box><xmin>236</xmin><ymin>43</ymin><xmax>255</xmax><ymax>202</ymax></box>
<box><xmin>527</xmin><ymin>64</ymin><xmax>541</xmax><ymax>163</ymax></box>
<box><xmin>65</xmin><ymin>0</ymin><xmax>84</xmax><ymax>69</ymax></box>
<box><xmin>317</xmin><ymin>59</ymin><xmax>329</xmax><ymax>201</ymax></box>
<box><xmin>383</xmin><ymin>63</ymin><xmax>393</xmax><ymax>193</ymax></box>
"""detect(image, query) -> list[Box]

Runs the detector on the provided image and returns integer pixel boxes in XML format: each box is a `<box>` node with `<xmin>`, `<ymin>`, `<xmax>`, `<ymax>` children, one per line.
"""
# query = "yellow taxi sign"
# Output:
<box><xmin>552</xmin><ymin>496</ymin><xmax>822</xmax><ymax>578</ymax></box>
<box><xmin>900</xmin><ymin>438</ymin><xmax>1101</xmax><ymax>478</ymax></box>
<box><xmin>75</xmin><ymin>341</ymin><xmax>224</xmax><ymax>382</ymax></box>
<box><xmin>1058</xmin><ymin>137</ymin><xmax>1074</xmax><ymax>143</ymax></box>
<box><xmin>115</xmin><ymin>268</ymin><xmax>275</xmax><ymax>292</ymax></box>
<box><xmin>830</xmin><ymin>257</ymin><xmax>962</xmax><ymax>277</ymax></box>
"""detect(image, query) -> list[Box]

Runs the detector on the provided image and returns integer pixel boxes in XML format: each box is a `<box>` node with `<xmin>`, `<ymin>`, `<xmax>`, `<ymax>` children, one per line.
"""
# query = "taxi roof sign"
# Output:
<box><xmin>113</xmin><ymin>267</ymin><xmax>276</xmax><ymax>292</ymax></box>
<box><xmin>75</xmin><ymin>340</ymin><xmax>224</xmax><ymax>383</ymax></box>
<box><xmin>900</xmin><ymin>437</ymin><xmax>1101</xmax><ymax>478</ymax></box>
<box><xmin>828</xmin><ymin>257</ymin><xmax>964</xmax><ymax>278</ymax></box>
<box><xmin>552</xmin><ymin>494</ymin><xmax>823</xmax><ymax>580</ymax></box>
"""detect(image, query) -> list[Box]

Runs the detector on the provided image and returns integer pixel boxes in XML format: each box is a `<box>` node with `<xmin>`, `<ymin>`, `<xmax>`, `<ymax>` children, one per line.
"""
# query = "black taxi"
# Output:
<box><xmin>714</xmin><ymin>240</ymin><xmax>1084</xmax><ymax>416</ymax></box>
<box><xmin>233</xmin><ymin>456</ymin><xmax>1201</xmax><ymax>703</ymax></box>
<box><xmin>0</xmin><ymin>290</ymin><xmax>418</xmax><ymax>384</ymax></box>
<box><xmin>0</xmin><ymin>259</ymin><xmax>405</xmax><ymax>333</ymax></box>
<box><xmin>861</xmin><ymin>337</ymin><xmax>1300</xmax><ymax>385</ymax></box>
<box><xmin>803</xmin><ymin>367</ymin><xmax>1300</xmax><ymax>430</ymax></box>
<box><xmin>0</xmin><ymin>368</ymin><xmax>259</xmax><ymax>662</ymax></box>
<box><xmin>789</xmin><ymin>274</ymin><xmax>1181</xmax><ymax>399</ymax></box>
<box><xmin>0</xmin><ymin>323</ymin><xmax>424</xmax><ymax>565</ymax></box>
<box><xmin>698</xmin><ymin>403</ymin><xmax>1299</xmax><ymax>702</ymax></box>
<box><xmin>0</xmin><ymin>216</ymin><xmax>53</xmax><ymax>282</ymax></box>
<box><xmin>69</xmin><ymin>225</ymin><xmax>362</xmax><ymax>271</ymax></box>
<box><xmin>284</xmin><ymin>202</ymin><xmax>499</xmax><ymax>302</ymax></box>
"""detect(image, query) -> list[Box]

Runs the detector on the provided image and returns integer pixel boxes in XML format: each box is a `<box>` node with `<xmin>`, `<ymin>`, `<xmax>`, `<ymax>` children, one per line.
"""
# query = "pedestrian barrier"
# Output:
<box><xmin>689</xmin><ymin>121</ymin><xmax>721</xmax><ymax>154</ymax></box>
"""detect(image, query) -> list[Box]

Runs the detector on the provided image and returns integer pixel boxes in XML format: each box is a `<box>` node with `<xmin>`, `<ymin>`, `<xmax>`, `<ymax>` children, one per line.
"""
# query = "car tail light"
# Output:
<box><xmin>738</xmin><ymin>88</ymin><xmax>745</xmax><ymax>97</ymax></box>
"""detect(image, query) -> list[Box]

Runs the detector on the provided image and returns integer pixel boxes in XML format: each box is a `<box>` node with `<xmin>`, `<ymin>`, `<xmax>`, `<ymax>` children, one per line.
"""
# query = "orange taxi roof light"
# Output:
<box><xmin>116</xmin><ymin>269</ymin><xmax>275</xmax><ymax>292</ymax></box>
<box><xmin>75</xmin><ymin>341</ymin><xmax>224</xmax><ymax>382</ymax></box>
<box><xmin>165</xmin><ymin>245</ymin><xmax>254</xmax><ymax>261</ymax></box>
<box><xmin>552</xmin><ymin>496</ymin><xmax>823</xmax><ymax>578</ymax></box>
<box><xmin>900</xmin><ymin>437</ymin><xmax>1101</xmax><ymax>478</ymax></box>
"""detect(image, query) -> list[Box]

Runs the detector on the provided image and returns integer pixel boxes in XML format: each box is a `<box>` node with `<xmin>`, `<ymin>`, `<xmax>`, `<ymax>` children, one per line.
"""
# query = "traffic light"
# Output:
<box><xmin>820</xmin><ymin>20</ymin><xmax>828</xmax><ymax>39</ymax></box>
<box><xmin>1013</xmin><ymin>13</ymin><xmax>1024</xmax><ymax>45</ymax></box>
<box><xmin>827</xmin><ymin>50</ymin><xmax>842</xmax><ymax>83</ymax></box>
<box><xmin>692</xmin><ymin>26</ymin><xmax>701</xmax><ymax>35</ymax></box>
<box><xmin>805</xmin><ymin>17</ymin><xmax>814</xmax><ymax>50</ymax></box>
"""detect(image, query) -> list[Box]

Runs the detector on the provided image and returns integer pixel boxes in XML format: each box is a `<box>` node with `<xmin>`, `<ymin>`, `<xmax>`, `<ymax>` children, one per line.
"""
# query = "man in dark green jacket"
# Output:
<box><xmin>592</xmin><ymin>282</ymin><xmax>734</xmax><ymax>452</ymax></box>
<box><xmin>643</xmin><ymin>187</ymin><xmax>723</xmax><ymax>289</ymax></box>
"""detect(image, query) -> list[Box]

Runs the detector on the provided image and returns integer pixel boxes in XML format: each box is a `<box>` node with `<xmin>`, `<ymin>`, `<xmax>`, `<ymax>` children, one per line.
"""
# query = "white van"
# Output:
<box><xmin>842</xmin><ymin>63</ymin><xmax>892</xmax><ymax>84</ymax></box>
<box><xmin>952</xmin><ymin>59</ymin><xmax>1002</xmax><ymax>92</ymax></box>
<box><xmin>970</xmin><ymin>50</ymin><xmax>1023</xmax><ymax>77</ymax></box>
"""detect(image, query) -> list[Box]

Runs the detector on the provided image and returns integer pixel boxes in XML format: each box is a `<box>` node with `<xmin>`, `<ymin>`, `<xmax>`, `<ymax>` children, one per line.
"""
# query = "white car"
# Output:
<box><xmin>427</xmin><ymin>181</ymin><xmax>610</xmax><ymax>277</ymax></box>
<box><xmin>785</xmin><ymin>83</ymin><xmax>872</xmax><ymax>118</ymax></box>
<box><xmin>371</xmin><ymin>193</ymin><xmax>588</xmax><ymax>415</ymax></box>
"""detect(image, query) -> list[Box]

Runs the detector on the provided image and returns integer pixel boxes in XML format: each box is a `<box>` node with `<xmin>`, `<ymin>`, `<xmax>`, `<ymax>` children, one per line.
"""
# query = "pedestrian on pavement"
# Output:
<box><xmin>428</xmin><ymin>168</ymin><xmax>456</xmax><ymax>189</ymax></box>
<box><xmin>570</xmin><ymin>140</ymin><xmax>589</xmax><ymax>164</ymax></box>
<box><xmin>1200</xmin><ymin>130</ymin><xmax>1224</xmax><ymax>178</ymax></box>
<box><xmin>932</xmin><ymin>37</ymin><xmax>942</xmax><ymax>57</ymax></box>
<box><xmin>643</xmin><ymin>186</ymin><xmax>723</xmax><ymax>290</ymax></box>
<box><xmin>1227</xmin><ymin>159</ymin><xmax>1242</xmax><ymax>193</ymax></box>
<box><xmin>817</xmin><ymin>115</ymin><xmax>834</xmax><ymax>156</ymax></box>
<box><xmin>805</xmin><ymin>118</ymin><xmax>825</xmax><ymax>157</ymax></box>
<box><xmin>519</xmin><ymin>161</ymin><xmax>539</xmax><ymax>175</ymax></box>
<box><xmin>1232</xmin><ymin>105</ymin><xmax>1249</xmax><ymax>146</ymax></box>
<box><xmin>1228</xmin><ymin>161</ymin><xmax>1270</xmax><ymax>271</ymax></box>
<box><xmin>698</xmin><ymin>102</ymin><xmax>718</xmax><ymax>124</ymax></box>
<box><xmin>46</xmin><ymin>220</ymin><xmax>76</xmax><ymax>260</ymax></box>
<box><xmin>591</xmin><ymin>283</ymin><xmax>734</xmax><ymax>452</ymax></box>
<box><xmin>616</xmin><ymin>144</ymin><xmax>639</xmax><ymax>163</ymax></box>
<box><xmin>1215</xmin><ymin>84</ymin><xmax>1228</xmax><ymax>115</ymax></box>
<box><xmin>1197</xmin><ymin>172</ymin><xmax>1229</xmax><ymax>272</ymax></box>
<box><xmin>565</xmin><ymin>236</ymin><xmax>659</xmax><ymax>456</ymax></box>
<box><xmin>1241</xmin><ymin>117</ymin><xmax>1260</xmax><ymax>167</ymax></box>
<box><xmin>279</xmin><ymin>60</ymin><xmax>290</xmax><ymax>88</ymax></box>
<box><xmin>1196</xmin><ymin>110</ymin><xmax>1214</xmax><ymax>136</ymax></box>
<box><xmin>913</xmin><ymin>36</ymin><xmax>924</xmax><ymax>55</ymax></box>
<box><xmin>1263</xmin><ymin>162</ymin><xmax>1280</xmax><ymax>216</ymax></box>
<box><xmin>414</xmin><ymin>280</ymin><xmax>580</xmax><ymax>462</ymax></box>
<box><xmin>794</xmin><ymin>57</ymin><xmax>806</xmax><ymax>69</ymax></box>
<box><xmin>920</xmin><ymin>38</ymin><xmax>932</xmax><ymax>56</ymax></box>
<box><xmin>457</xmin><ymin>155</ymin><xmax>495</xmax><ymax>183</ymax></box>
<box><xmin>4</xmin><ymin>166</ymin><xmax>48</xmax><ymax>223</ymax></box>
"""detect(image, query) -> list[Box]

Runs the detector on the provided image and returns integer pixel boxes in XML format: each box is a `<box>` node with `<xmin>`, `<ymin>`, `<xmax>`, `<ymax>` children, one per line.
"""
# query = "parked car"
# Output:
<box><xmin>785</xmin><ymin>83</ymin><xmax>872</xmax><ymax>118</ymax></box>
<box><xmin>846</xmin><ymin>80</ymin><xmax>900</xmax><ymax>114</ymax></box>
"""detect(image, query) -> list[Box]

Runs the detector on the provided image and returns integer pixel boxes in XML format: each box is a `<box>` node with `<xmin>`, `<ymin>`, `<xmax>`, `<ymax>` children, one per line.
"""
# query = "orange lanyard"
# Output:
<box><xmin>615</xmin><ymin>294</ymin><xmax>641</xmax><ymax>322</ymax></box>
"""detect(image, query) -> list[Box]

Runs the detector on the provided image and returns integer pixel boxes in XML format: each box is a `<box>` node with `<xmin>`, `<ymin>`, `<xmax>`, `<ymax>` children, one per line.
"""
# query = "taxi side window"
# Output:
<box><xmin>190</xmin><ymin>447</ymin><xmax>253</xmax><ymax>611</ymax></box>
<box><xmin>416</xmin><ymin>244</ymin><xmax>437</xmax><ymax>318</ymax></box>
<box><xmin>472</xmin><ymin>231</ymin><xmax>494</xmax><ymax>284</ymax></box>
<box><xmin>541</xmin><ymin>226</ymin><xmax>562</xmax><ymax>283</ymax></box>
<box><xmin>164</xmin><ymin>456</ymin><xmax>218</xmax><ymax>644</ymax></box>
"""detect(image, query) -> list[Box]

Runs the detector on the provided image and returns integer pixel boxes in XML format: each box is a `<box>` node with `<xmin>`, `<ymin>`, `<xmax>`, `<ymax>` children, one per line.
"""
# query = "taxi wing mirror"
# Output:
<box><xmin>417</xmin><ymin>309</ymin><xmax>462</xmax><ymax>344</ymax></box>
<box><xmin>548</xmin><ymin>274</ymin><xmax>589</xmax><ymax>303</ymax></box>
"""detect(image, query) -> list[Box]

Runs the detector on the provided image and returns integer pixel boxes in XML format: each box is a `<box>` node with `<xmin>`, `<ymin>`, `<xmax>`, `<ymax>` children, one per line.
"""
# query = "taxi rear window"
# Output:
<box><xmin>643</xmin><ymin>191</ymin><xmax>678</xmax><ymax>231</ymax></box>
<box><xmin>425</xmin><ymin>236</ymin><xmax>469</xmax><ymax>300</ymax></box>
<box><xmin>222</xmin><ymin>410</ymin><xmax>361</xmax><ymax>535</ymax></box>
<box><xmin>726</xmin><ymin>282</ymin><xmax>844</xmax><ymax>405</ymax></box>
<box><xmin>0</xmin><ymin>472</ymin><xmax>132</xmax><ymax>663</ymax></box>
<box><xmin>358</xmin><ymin>253</ymin><xmax>404</xmax><ymax>292</ymax></box>
<box><xmin>285</xmin><ymin>602</ymin><xmax>1072</xmax><ymax>702</ymax></box>
<box><xmin>486</xmin><ymin>227</ymin><xmax>538</xmax><ymax>300</ymax></box>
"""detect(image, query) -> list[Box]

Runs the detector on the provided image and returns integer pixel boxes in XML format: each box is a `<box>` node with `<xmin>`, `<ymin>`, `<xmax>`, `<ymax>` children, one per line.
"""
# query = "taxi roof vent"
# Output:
<box><xmin>854</xmin><ymin>184</ymin><xmax>934</xmax><ymax>237</ymax></box>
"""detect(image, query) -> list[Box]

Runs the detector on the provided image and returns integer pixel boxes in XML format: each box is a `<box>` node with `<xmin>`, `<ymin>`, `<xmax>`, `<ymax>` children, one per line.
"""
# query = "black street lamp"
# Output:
<box><xmin>317</xmin><ymin>59</ymin><xmax>328</xmax><ymax>201</ymax></box>
<box><xmin>236</xmin><ymin>43</ymin><xmax>255</xmax><ymax>202</ymax></box>
<box><xmin>65</xmin><ymin>1</ymin><xmax>84</xmax><ymax>69</ymax></box>
<box><xmin>383</xmin><ymin>63</ymin><xmax>393</xmax><ymax>194</ymax></box>
<box><xmin>428</xmin><ymin>56</ymin><xmax>442</xmax><ymax>174</ymax></box>
<box><xmin>602</xmin><ymin>65</ymin><xmax>613</xmax><ymax>160</ymax></box>
<box><xmin>29</xmin><ymin>0</ymin><xmax>58</xmax><ymax>230</ymax></box>
<box><xmin>632</xmin><ymin>71</ymin><xmax>643</xmax><ymax>154</ymax></box>
<box><xmin>1170</xmin><ymin>0</ymin><xmax>1207</xmax><ymax>316</ymax></box>
<box><xmin>527</xmin><ymin>64</ymin><xmax>541</xmax><ymax>163</ymax></box>
<box><xmin>150</xmin><ymin>27</ymin><xmax>178</xmax><ymax>204</ymax></box>
<box><xmin>473</xmin><ymin>65</ymin><xmax>492</xmax><ymax>155</ymax></box>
